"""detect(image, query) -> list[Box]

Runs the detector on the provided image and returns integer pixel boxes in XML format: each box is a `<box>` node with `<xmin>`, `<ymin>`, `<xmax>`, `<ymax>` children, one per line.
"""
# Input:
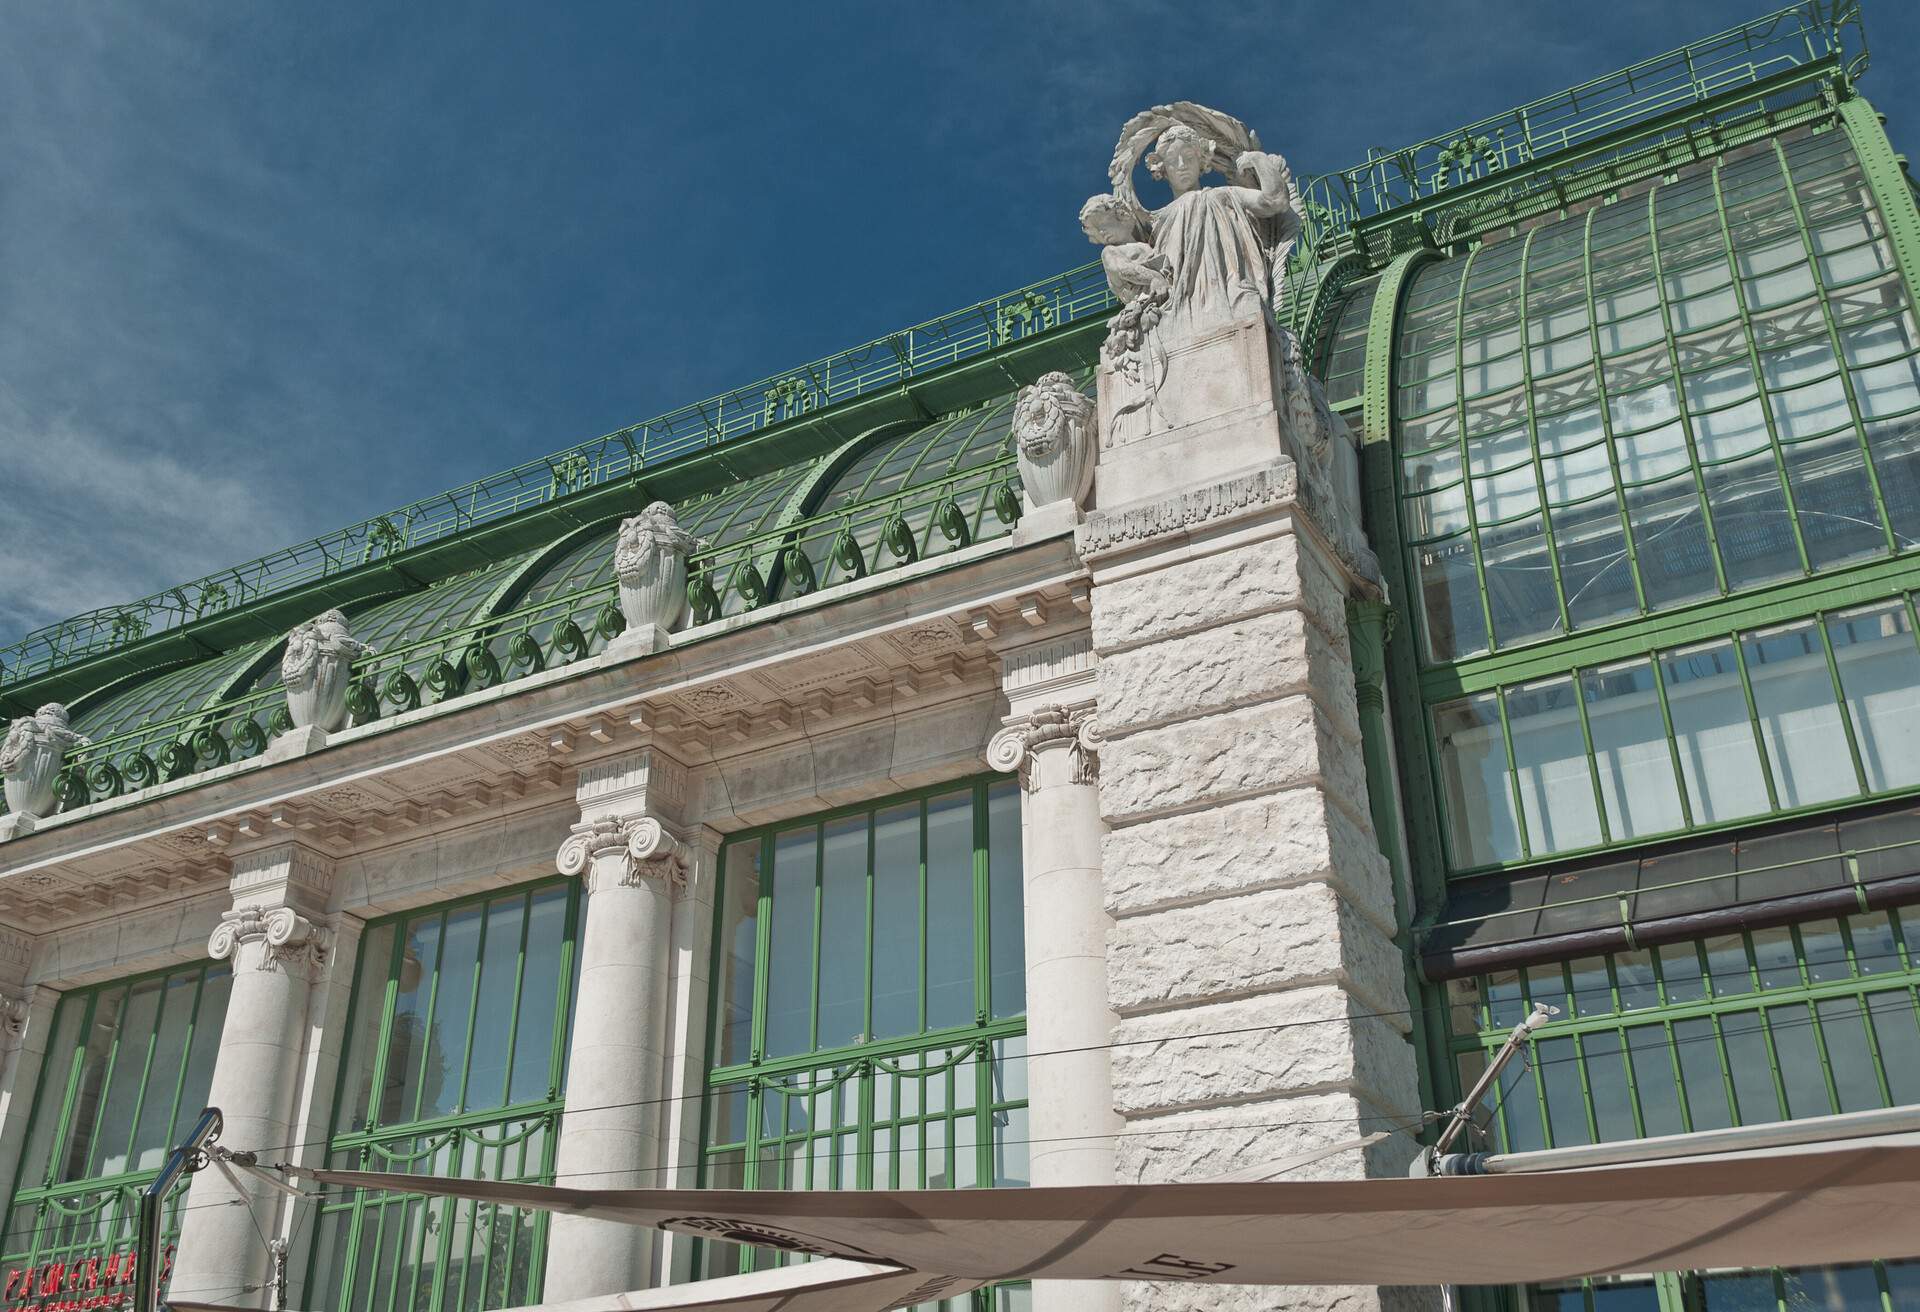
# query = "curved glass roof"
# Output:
<box><xmin>73</xmin><ymin>643</ymin><xmax>267</xmax><ymax>746</ymax></box>
<box><xmin>1313</xmin><ymin>275</ymin><xmax>1380</xmax><ymax>409</ymax></box>
<box><xmin>1392</xmin><ymin>126</ymin><xmax>1920</xmax><ymax>666</ymax></box>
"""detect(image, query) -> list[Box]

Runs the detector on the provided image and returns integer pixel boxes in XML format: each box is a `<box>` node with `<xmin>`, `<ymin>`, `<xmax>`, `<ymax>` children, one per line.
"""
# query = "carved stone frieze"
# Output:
<box><xmin>987</xmin><ymin>702</ymin><xmax>1103</xmax><ymax>791</ymax></box>
<box><xmin>555</xmin><ymin>815</ymin><xmax>692</xmax><ymax>896</ymax></box>
<box><xmin>207</xmin><ymin>906</ymin><xmax>331</xmax><ymax>973</ymax></box>
<box><xmin>1075</xmin><ymin>466</ymin><xmax>1295</xmax><ymax>560</ymax></box>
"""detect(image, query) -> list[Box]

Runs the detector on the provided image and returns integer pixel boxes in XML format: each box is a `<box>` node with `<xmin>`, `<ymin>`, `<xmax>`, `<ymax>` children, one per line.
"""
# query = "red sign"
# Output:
<box><xmin>2</xmin><ymin>1247</ymin><xmax>171</xmax><ymax>1312</ymax></box>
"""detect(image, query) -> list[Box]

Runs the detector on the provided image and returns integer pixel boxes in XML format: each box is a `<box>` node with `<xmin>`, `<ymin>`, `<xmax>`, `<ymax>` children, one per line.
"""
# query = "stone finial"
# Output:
<box><xmin>613</xmin><ymin>502</ymin><xmax>699</xmax><ymax>638</ymax></box>
<box><xmin>207</xmin><ymin>906</ymin><xmax>331</xmax><ymax>974</ymax></box>
<box><xmin>0</xmin><ymin>704</ymin><xmax>88</xmax><ymax>821</ymax></box>
<box><xmin>555</xmin><ymin>814</ymin><xmax>691</xmax><ymax>895</ymax></box>
<box><xmin>987</xmin><ymin>702</ymin><xmax>1103</xmax><ymax>791</ymax></box>
<box><xmin>1010</xmin><ymin>373</ymin><xmax>1096</xmax><ymax>515</ymax></box>
<box><xmin>282</xmin><ymin>609</ymin><xmax>370</xmax><ymax>734</ymax></box>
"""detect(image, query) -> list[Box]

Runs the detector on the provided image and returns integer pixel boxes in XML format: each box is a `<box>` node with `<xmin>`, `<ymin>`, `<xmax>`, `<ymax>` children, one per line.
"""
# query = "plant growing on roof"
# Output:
<box><xmin>614</xmin><ymin>502</ymin><xmax>704</xmax><ymax>637</ymax></box>
<box><xmin>0</xmin><ymin>704</ymin><xmax>88</xmax><ymax>820</ymax></box>
<box><xmin>283</xmin><ymin>609</ymin><xmax>372</xmax><ymax>734</ymax></box>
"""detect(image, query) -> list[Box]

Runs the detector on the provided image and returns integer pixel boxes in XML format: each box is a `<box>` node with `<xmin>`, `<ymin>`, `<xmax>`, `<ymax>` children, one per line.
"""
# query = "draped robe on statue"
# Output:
<box><xmin>1150</xmin><ymin>182</ymin><xmax>1288</xmax><ymax>340</ymax></box>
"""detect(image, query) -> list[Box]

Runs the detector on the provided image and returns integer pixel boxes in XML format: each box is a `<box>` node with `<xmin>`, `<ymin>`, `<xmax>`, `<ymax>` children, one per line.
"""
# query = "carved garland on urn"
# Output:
<box><xmin>555</xmin><ymin>815</ymin><xmax>692</xmax><ymax>895</ymax></box>
<box><xmin>986</xmin><ymin>703</ymin><xmax>1103</xmax><ymax>791</ymax></box>
<box><xmin>207</xmin><ymin>906</ymin><xmax>332</xmax><ymax>973</ymax></box>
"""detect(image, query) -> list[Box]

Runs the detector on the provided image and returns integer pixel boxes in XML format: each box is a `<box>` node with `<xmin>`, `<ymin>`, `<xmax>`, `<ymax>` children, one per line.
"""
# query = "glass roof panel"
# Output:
<box><xmin>73</xmin><ymin>644</ymin><xmax>267</xmax><ymax>747</ymax></box>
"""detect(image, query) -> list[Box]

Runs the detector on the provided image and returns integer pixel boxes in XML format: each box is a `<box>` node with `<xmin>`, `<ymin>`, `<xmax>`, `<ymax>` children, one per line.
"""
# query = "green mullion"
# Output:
<box><xmin>360</xmin><ymin>923</ymin><xmax>407</xmax><ymax>1135</ymax></box>
<box><xmin>1645</xmin><ymin>650</ymin><xmax>1698</xmax><ymax>828</ymax></box>
<box><xmin>808</xmin><ymin>824</ymin><xmax>824</xmax><ymax>1054</ymax></box>
<box><xmin>1647</xmin><ymin>176</ymin><xmax>1733</xmax><ymax>598</ymax></box>
<box><xmin>1850</xmin><ymin>972</ymin><xmax>1900</xmax><ymax>1110</ymax></box>
<box><xmin>497</xmin><ymin>891</ymin><xmax>533</xmax><ymax>1112</ymax></box>
<box><xmin>918</xmin><ymin>801</ymin><xmax>930</xmax><ymax>1035</ymax></box>
<box><xmin>407</xmin><ymin>914</ymin><xmax>451</xmax><ymax>1126</ymax></box>
<box><xmin>14</xmin><ymin>991</ymin><xmax>89</xmax><ymax>1198</ymax></box>
<box><xmin>1663</xmin><ymin>1017</ymin><xmax>1698</xmax><ymax>1134</ymax></box>
<box><xmin>1727</xmin><ymin>623</ymin><xmax>1785</xmax><ymax>813</ymax></box>
<box><xmin>110</xmin><ymin>981</ymin><xmax>167</xmax><ymax>1180</ymax></box>
<box><xmin>749</xmin><ymin>835</ymin><xmax>774</xmax><ymax>1067</ymax></box>
<box><xmin>548</xmin><ymin>883</ymin><xmax>581</xmax><ymax>1101</ymax></box>
<box><xmin>1812</xmin><ymin>612</ymin><xmax>1874</xmax><ymax>796</ymax></box>
<box><xmin>1511</xmin><ymin>230</ymin><xmax>1574</xmax><ymax>632</ymax></box>
<box><xmin>862</xmin><ymin>816</ymin><xmax>877</xmax><ymax>1047</ymax></box>
<box><xmin>1446</xmin><ymin>246</ymin><xmax>1504</xmax><ymax>654</ymax></box>
<box><xmin>1580</xmin><ymin>207</ymin><xmax>1655</xmax><ymax>619</ymax></box>
<box><xmin>1707</xmin><ymin>1012</ymin><xmax>1744</xmax><ymax>1134</ymax></box>
<box><xmin>1491</xmin><ymin>684</ymin><xmax>1533</xmax><ymax>861</ymax></box>
<box><xmin>72</xmin><ymin>987</ymin><xmax>130</xmax><ymax>1184</ymax></box>
<box><xmin>1771</xmin><ymin>135</ymin><xmax>1903</xmax><ymax>556</ymax></box>
<box><xmin>1709</xmin><ymin>157</ymin><xmax>1816</xmax><ymax>577</ymax></box>
<box><xmin>453</xmin><ymin>907</ymin><xmax>490</xmax><ymax>1115</ymax></box>
<box><xmin>1567</xmin><ymin>664</ymin><xmax>1613</xmax><ymax>846</ymax></box>
<box><xmin>1840</xmin><ymin>97</ymin><xmax>1920</xmax><ymax>334</ymax></box>
<box><xmin>972</xmin><ymin>782</ymin><xmax>991</xmax><ymax>1025</ymax></box>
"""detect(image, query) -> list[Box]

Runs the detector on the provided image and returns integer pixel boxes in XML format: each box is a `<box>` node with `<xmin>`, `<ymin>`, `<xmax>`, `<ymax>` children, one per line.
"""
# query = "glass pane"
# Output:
<box><xmin>763</xmin><ymin>826</ymin><xmax>818</xmax><ymax>1058</ymax></box>
<box><xmin>1506</xmin><ymin>678</ymin><xmax>1601</xmax><ymax>854</ymax></box>
<box><xmin>173</xmin><ymin>967</ymin><xmax>230</xmax><ymax>1144</ymax></box>
<box><xmin>713</xmin><ymin>844</ymin><xmax>761</xmax><ymax>1068</ymax></box>
<box><xmin>1768</xmin><ymin>1004</ymin><xmax>1833</xmax><ymax>1118</ymax></box>
<box><xmin>61</xmin><ymin>988</ymin><xmax>127</xmax><ymax>1182</ymax></box>
<box><xmin>1582</xmin><ymin>660</ymin><xmax>1684</xmax><ymax>840</ymax></box>
<box><xmin>1536</xmin><ymin>1036</ymin><xmax>1591</xmax><ymax>1148</ymax></box>
<box><xmin>1484</xmin><ymin>517</ymin><xmax>1561</xmax><ymax>647</ymax></box>
<box><xmin>1742</xmin><ymin>622</ymin><xmax>1860</xmax><ymax>808</ymax></box>
<box><xmin>464</xmin><ymin>895</ymin><xmax>526</xmax><ymax>1112</ymax></box>
<box><xmin>1720</xmin><ymin>1010</ymin><xmax>1783</xmax><ymax>1124</ymax></box>
<box><xmin>507</xmin><ymin>884</ymin><xmax>568</xmax><ymax>1105</ymax></box>
<box><xmin>1625</xmin><ymin>471</ymin><xmax>1716</xmax><ymax>611</ymax></box>
<box><xmin>1827</xmin><ymin>602</ymin><xmax>1920</xmax><ymax>791</ymax></box>
<box><xmin>1625</xmin><ymin>1024</ymin><xmax>1684</xmax><ymax>1136</ymax></box>
<box><xmin>1866</xmin><ymin>990</ymin><xmax>1920</xmax><ymax>1104</ymax></box>
<box><xmin>1695</xmin><ymin>1272</ymin><xmax>1777</xmax><ymax>1311</ymax></box>
<box><xmin>418</xmin><ymin>902</ymin><xmax>484</xmax><ymax>1121</ymax></box>
<box><xmin>1671</xmin><ymin>1016</ymin><xmax>1733</xmax><ymax>1131</ymax></box>
<box><xmin>871</xmin><ymin>802</ymin><xmax>922</xmax><ymax>1040</ymax></box>
<box><xmin>89</xmin><ymin>978</ymin><xmax>161</xmax><ymax>1177</ymax></box>
<box><xmin>924</xmin><ymin>791</ymin><xmax>977</xmax><ymax>1031</ymax></box>
<box><xmin>336</xmin><ymin>924</ymin><xmax>397</xmax><ymax>1133</ymax></box>
<box><xmin>1554</xmin><ymin>495</ymin><xmax>1640</xmax><ymax>628</ymax></box>
<box><xmin>127</xmin><ymin>971</ymin><xmax>198</xmax><ymax>1171</ymax></box>
<box><xmin>16</xmin><ymin>998</ymin><xmax>84</xmax><ymax>1190</ymax></box>
<box><xmin>817</xmin><ymin>816</ymin><xmax>868</xmax><ymax>1050</ymax></box>
<box><xmin>1704</xmin><ymin>452</ymin><xmax>1801</xmax><ymax>591</ymax></box>
<box><xmin>1814</xmin><ymin>996</ymin><xmax>1883</xmax><ymax>1113</ymax></box>
<box><xmin>1415</xmin><ymin>537</ymin><xmax>1488</xmax><ymax>661</ymax></box>
<box><xmin>386</xmin><ymin>914</ymin><xmax>443</xmax><ymax>1124</ymax></box>
<box><xmin>1780</xmin><ymin>1264</ymin><xmax>1883</xmax><ymax>1310</ymax></box>
<box><xmin>1582</xmin><ymin>1030</ymin><xmax>1637</xmax><ymax>1142</ymax></box>
<box><xmin>987</xmin><ymin>781</ymin><xmax>1025</xmax><ymax>1020</ymax></box>
<box><xmin>1662</xmin><ymin>641</ymin><xmax>1771</xmax><ymax>824</ymax></box>
<box><xmin>1435</xmin><ymin>694</ymin><xmax>1523</xmax><ymax>868</ymax></box>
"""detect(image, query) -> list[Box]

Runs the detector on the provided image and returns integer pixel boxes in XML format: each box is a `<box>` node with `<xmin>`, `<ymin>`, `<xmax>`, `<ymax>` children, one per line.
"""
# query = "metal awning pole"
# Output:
<box><xmin>1427</xmin><ymin>1002</ymin><xmax>1557</xmax><ymax>1164</ymax></box>
<box><xmin>137</xmin><ymin>1107</ymin><xmax>222</xmax><ymax>1312</ymax></box>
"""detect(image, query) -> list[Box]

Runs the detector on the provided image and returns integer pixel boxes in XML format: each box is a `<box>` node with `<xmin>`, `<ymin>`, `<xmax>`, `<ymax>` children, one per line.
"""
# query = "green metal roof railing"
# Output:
<box><xmin>33</xmin><ymin>454</ymin><xmax>1025</xmax><ymax>814</ymax></box>
<box><xmin>1297</xmin><ymin>0</ymin><xmax>1868</xmax><ymax>251</ymax></box>
<box><xmin>0</xmin><ymin>262</ymin><xmax>1111</xmax><ymax>693</ymax></box>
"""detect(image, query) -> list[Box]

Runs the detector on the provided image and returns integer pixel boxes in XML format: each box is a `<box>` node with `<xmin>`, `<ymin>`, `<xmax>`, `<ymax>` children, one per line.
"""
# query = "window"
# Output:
<box><xmin>1445</xmin><ymin>911</ymin><xmax>1920</xmax><ymax>1153</ymax></box>
<box><xmin>304</xmin><ymin>882</ymin><xmax>581</xmax><ymax>1312</ymax></box>
<box><xmin>1429</xmin><ymin>591</ymin><xmax>1920</xmax><ymax>871</ymax></box>
<box><xmin>700</xmin><ymin>780</ymin><xmax>1028</xmax><ymax>1311</ymax></box>
<box><xmin>1</xmin><ymin>963</ymin><xmax>232</xmax><ymax>1302</ymax></box>
<box><xmin>1396</xmin><ymin>128</ymin><xmax>1920</xmax><ymax>664</ymax></box>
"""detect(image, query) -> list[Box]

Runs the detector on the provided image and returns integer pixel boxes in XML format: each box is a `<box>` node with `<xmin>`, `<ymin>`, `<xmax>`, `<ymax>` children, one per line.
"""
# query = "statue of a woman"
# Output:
<box><xmin>1143</xmin><ymin>123</ymin><xmax>1297</xmax><ymax>340</ymax></box>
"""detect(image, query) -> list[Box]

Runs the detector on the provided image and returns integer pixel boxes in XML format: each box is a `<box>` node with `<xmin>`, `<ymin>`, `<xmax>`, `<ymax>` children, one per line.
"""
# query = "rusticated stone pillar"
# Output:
<box><xmin>988</xmin><ymin>635</ymin><xmax>1121</xmax><ymax>1312</ymax></box>
<box><xmin>170</xmin><ymin>844</ymin><xmax>335</xmax><ymax>1306</ymax></box>
<box><xmin>545</xmin><ymin>748</ymin><xmax>694</xmax><ymax>1300</ymax></box>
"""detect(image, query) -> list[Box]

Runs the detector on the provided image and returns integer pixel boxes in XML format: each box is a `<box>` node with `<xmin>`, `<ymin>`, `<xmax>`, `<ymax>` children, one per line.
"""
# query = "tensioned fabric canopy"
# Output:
<box><xmin>286</xmin><ymin>1140</ymin><xmax>1920</xmax><ymax>1294</ymax></box>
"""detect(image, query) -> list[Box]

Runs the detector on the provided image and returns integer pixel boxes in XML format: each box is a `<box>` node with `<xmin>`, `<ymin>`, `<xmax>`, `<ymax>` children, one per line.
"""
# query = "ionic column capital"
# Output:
<box><xmin>556</xmin><ymin>815</ymin><xmax>692</xmax><ymax>896</ymax></box>
<box><xmin>988</xmin><ymin>701</ymin><xmax>1103</xmax><ymax>791</ymax></box>
<box><xmin>207</xmin><ymin>906</ymin><xmax>331</xmax><ymax>974</ymax></box>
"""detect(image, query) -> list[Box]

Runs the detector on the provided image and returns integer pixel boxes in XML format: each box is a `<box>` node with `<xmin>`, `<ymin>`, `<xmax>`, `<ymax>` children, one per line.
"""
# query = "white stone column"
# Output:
<box><xmin>545</xmin><ymin>748</ymin><xmax>693</xmax><ymax>1301</ymax></box>
<box><xmin>987</xmin><ymin>635</ymin><xmax>1122</xmax><ymax>1312</ymax></box>
<box><xmin>0</xmin><ymin>928</ymin><xmax>56</xmax><ymax>1201</ymax></box>
<box><xmin>169</xmin><ymin>843</ymin><xmax>335</xmax><ymax>1306</ymax></box>
<box><xmin>654</xmin><ymin>828</ymin><xmax>721</xmax><ymax>1285</ymax></box>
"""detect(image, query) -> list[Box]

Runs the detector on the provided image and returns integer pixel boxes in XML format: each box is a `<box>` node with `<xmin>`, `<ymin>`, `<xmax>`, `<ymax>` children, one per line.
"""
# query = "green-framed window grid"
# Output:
<box><xmin>1447</xmin><ymin>909</ymin><xmax>1920</xmax><ymax>1311</ymax></box>
<box><xmin>1427</xmin><ymin>582</ymin><xmax>1920</xmax><ymax>875</ymax></box>
<box><xmin>1</xmin><ymin>962</ymin><xmax>232</xmax><ymax>1302</ymax></box>
<box><xmin>698</xmin><ymin>779</ymin><xmax>1031</xmax><ymax>1311</ymax></box>
<box><xmin>1394</xmin><ymin>122</ymin><xmax>1920</xmax><ymax>669</ymax></box>
<box><xmin>302</xmin><ymin>880</ymin><xmax>582</xmax><ymax>1312</ymax></box>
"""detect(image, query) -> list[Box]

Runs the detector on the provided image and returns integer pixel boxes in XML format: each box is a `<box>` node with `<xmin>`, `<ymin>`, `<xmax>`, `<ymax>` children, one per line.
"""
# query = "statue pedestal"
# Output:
<box><xmin>264</xmin><ymin>724</ymin><xmax>329</xmax><ymax>763</ymax></box>
<box><xmin>1012</xmin><ymin>499</ymin><xmax>1083</xmax><ymax>547</ymax></box>
<box><xmin>1096</xmin><ymin>313</ymin><xmax>1293</xmax><ymax>512</ymax></box>
<box><xmin>601</xmin><ymin>623</ymin><xmax>670</xmax><ymax>664</ymax></box>
<box><xmin>0</xmin><ymin>814</ymin><xmax>36</xmax><ymax>843</ymax></box>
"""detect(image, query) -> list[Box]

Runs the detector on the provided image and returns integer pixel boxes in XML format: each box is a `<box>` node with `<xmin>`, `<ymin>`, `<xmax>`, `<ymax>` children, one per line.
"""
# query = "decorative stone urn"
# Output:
<box><xmin>613</xmin><ymin>502</ymin><xmax>699</xmax><ymax>640</ymax></box>
<box><xmin>1010</xmin><ymin>372</ymin><xmax>1096</xmax><ymax>515</ymax></box>
<box><xmin>282</xmin><ymin>609</ymin><xmax>370</xmax><ymax>733</ymax></box>
<box><xmin>0</xmin><ymin>704</ymin><xmax>87</xmax><ymax>819</ymax></box>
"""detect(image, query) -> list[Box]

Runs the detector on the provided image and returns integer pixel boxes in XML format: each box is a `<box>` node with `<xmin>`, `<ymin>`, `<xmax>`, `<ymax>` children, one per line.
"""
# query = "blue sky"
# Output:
<box><xmin>3</xmin><ymin>1</ymin><xmax>1917</xmax><ymax>646</ymax></box>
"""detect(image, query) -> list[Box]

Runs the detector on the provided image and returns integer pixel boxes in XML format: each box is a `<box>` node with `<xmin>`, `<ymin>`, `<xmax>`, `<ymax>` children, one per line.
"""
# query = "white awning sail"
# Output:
<box><xmin>285</xmin><ymin>1140</ymin><xmax>1920</xmax><ymax>1288</ymax></box>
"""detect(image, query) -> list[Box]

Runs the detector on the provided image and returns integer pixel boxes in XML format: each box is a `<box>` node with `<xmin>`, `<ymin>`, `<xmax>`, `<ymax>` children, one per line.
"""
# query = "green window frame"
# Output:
<box><xmin>1394</xmin><ymin>123</ymin><xmax>1920</xmax><ymax>670</ymax></box>
<box><xmin>1428</xmin><ymin>587</ymin><xmax>1920</xmax><ymax>874</ymax></box>
<box><xmin>1</xmin><ymin>962</ymin><xmax>233</xmax><ymax>1302</ymax></box>
<box><xmin>698</xmin><ymin>778</ymin><xmax>1030</xmax><ymax>1310</ymax></box>
<box><xmin>302</xmin><ymin>879</ymin><xmax>582</xmax><ymax>1312</ymax></box>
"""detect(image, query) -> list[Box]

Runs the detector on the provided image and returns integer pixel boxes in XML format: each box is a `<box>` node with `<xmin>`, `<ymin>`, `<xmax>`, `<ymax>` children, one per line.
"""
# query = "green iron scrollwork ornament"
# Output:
<box><xmin>882</xmin><ymin>514</ymin><xmax>917</xmax><ymax>563</ymax></box>
<box><xmin>687</xmin><ymin>573</ymin><xmax>722</xmax><ymax>625</ymax></box>
<box><xmin>593</xmin><ymin>601</ymin><xmax>625</xmax><ymax>641</ymax></box>
<box><xmin>464</xmin><ymin>641</ymin><xmax>503</xmax><ymax>689</ymax></box>
<box><xmin>936</xmin><ymin>500</ymin><xmax>971</xmax><ymax>546</ymax></box>
<box><xmin>782</xmin><ymin>546</ymin><xmax>817</xmax><ymax>596</ymax></box>
<box><xmin>424</xmin><ymin>657</ymin><xmax>463</xmax><ymax>704</ymax></box>
<box><xmin>832</xmin><ymin>528</ymin><xmax>866</xmax><ymax>579</ymax></box>
<box><xmin>550</xmin><ymin>620</ymin><xmax>590</xmax><ymax>663</ymax></box>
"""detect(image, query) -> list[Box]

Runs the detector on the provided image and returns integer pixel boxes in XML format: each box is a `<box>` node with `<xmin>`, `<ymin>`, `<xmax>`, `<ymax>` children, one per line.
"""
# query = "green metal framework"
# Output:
<box><xmin>697</xmin><ymin>779</ymin><xmax>1028</xmax><ymax>1310</ymax></box>
<box><xmin>303</xmin><ymin>881</ymin><xmax>581</xmax><ymax>1312</ymax></box>
<box><xmin>0</xmin><ymin>266</ymin><xmax>1110</xmax><ymax>696</ymax></box>
<box><xmin>1449</xmin><ymin>911</ymin><xmax>1920</xmax><ymax>1310</ymax></box>
<box><xmin>1</xmin><ymin>962</ymin><xmax>232</xmax><ymax>1303</ymax></box>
